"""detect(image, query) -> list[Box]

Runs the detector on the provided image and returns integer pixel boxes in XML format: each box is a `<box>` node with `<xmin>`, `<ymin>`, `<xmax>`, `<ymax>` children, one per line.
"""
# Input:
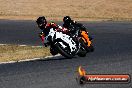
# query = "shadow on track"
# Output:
<box><xmin>31</xmin><ymin>55</ymin><xmax>80</xmax><ymax>62</ymax></box>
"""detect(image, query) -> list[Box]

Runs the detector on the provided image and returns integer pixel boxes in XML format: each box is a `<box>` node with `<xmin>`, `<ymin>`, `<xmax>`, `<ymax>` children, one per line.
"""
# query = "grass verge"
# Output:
<box><xmin>0</xmin><ymin>0</ymin><xmax>132</xmax><ymax>21</ymax></box>
<box><xmin>0</xmin><ymin>44</ymin><xmax>51</xmax><ymax>62</ymax></box>
<box><xmin>0</xmin><ymin>15</ymin><xmax>132</xmax><ymax>21</ymax></box>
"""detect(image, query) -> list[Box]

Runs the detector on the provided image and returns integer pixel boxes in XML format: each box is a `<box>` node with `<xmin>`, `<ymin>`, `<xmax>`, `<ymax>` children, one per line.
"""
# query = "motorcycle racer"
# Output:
<box><xmin>63</xmin><ymin>16</ymin><xmax>93</xmax><ymax>49</ymax></box>
<box><xmin>36</xmin><ymin>16</ymin><xmax>67</xmax><ymax>55</ymax></box>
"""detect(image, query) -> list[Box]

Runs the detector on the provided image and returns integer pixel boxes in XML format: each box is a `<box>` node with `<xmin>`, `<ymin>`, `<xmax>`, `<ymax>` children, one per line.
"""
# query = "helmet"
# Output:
<box><xmin>63</xmin><ymin>16</ymin><xmax>72</xmax><ymax>23</ymax></box>
<box><xmin>36</xmin><ymin>16</ymin><xmax>47</xmax><ymax>29</ymax></box>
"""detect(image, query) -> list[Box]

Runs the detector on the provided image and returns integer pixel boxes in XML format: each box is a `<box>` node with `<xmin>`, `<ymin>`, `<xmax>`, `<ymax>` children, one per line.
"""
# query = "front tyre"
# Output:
<box><xmin>77</xmin><ymin>38</ymin><xmax>87</xmax><ymax>57</ymax></box>
<box><xmin>88</xmin><ymin>45</ymin><xmax>94</xmax><ymax>52</ymax></box>
<box><xmin>79</xmin><ymin>38</ymin><xmax>94</xmax><ymax>52</ymax></box>
<box><xmin>54</xmin><ymin>42</ymin><xmax>74</xmax><ymax>58</ymax></box>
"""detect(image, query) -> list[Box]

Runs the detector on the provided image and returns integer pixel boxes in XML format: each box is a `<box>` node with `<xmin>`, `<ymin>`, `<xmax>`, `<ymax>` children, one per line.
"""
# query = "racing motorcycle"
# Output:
<box><xmin>73</xmin><ymin>24</ymin><xmax>94</xmax><ymax>53</ymax></box>
<box><xmin>62</xmin><ymin>25</ymin><xmax>94</xmax><ymax>56</ymax></box>
<box><xmin>39</xmin><ymin>26</ymin><xmax>80</xmax><ymax>58</ymax></box>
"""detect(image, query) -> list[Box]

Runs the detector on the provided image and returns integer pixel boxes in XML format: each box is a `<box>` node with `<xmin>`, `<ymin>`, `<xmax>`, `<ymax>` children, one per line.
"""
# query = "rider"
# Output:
<box><xmin>36</xmin><ymin>16</ymin><xmax>59</xmax><ymax>36</ymax></box>
<box><xmin>63</xmin><ymin>16</ymin><xmax>92</xmax><ymax>47</ymax></box>
<box><xmin>36</xmin><ymin>16</ymin><xmax>64</xmax><ymax>55</ymax></box>
<box><xmin>36</xmin><ymin>16</ymin><xmax>68</xmax><ymax>35</ymax></box>
<box><xmin>63</xmin><ymin>16</ymin><xmax>86</xmax><ymax>32</ymax></box>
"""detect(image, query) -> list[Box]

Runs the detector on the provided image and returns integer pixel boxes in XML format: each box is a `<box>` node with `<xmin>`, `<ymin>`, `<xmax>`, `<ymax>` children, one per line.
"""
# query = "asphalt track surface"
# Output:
<box><xmin>0</xmin><ymin>20</ymin><xmax>132</xmax><ymax>88</ymax></box>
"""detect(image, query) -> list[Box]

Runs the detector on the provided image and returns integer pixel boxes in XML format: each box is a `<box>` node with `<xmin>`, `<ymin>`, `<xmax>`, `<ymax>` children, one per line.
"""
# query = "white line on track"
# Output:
<box><xmin>19</xmin><ymin>45</ymin><xmax>27</xmax><ymax>46</ymax></box>
<box><xmin>0</xmin><ymin>54</ymin><xmax>61</xmax><ymax>65</ymax></box>
<box><xmin>0</xmin><ymin>44</ymin><xmax>7</xmax><ymax>45</ymax></box>
<box><xmin>0</xmin><ymin>43</ymin><xmax>43</xmax><ymax>47</ymax></box>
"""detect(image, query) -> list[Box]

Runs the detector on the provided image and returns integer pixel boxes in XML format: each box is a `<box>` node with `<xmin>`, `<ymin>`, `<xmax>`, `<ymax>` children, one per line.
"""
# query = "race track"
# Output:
<box><xmin>0</xmin><ymin>20</ymin><xmax>132</xmax><ymax>88</ymax></box>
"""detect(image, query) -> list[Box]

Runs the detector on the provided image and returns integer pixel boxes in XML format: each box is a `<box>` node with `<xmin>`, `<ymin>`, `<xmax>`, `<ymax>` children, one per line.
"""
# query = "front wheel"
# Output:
<box><xmin>77</xmin><ymin>38</ymin><xmax>87</xmax><ymax>57</ymax></box>
<box><xmin>79</xmin><ymin>38</ymin><xmax>94</xmax><ymax>52</ymax></box>
<box><xmin>88</xmin><ymin>45</ymin><xmax>94</xmax><ymax>52</ymax></box>
<box><xmin>54</xmin><ymin>42</ymin><xmax>74</xmax><ymax>58</ymax></box>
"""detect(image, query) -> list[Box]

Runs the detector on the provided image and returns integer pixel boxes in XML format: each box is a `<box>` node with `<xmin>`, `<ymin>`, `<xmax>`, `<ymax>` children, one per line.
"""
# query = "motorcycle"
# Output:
<box><xmin>54</xmin><ymin>26</ymin><xmax>90</xmax><ymax>57</ymax></box>
<box><xmin>61</xmin><ymin>26</ymin><xmax>94</xmax><ymax>57</ymax></box>
<box><xmin>70</xmin><ymin>24</ymin><xmax>94</xmax><ymax>53</ymax></box>
<box><xmin>79</xmin><ymin>29</ymin><xmax>94</xmax><ymax>52</ymax></box>
<box><xmin>39</xmin><ymin>26</ymin><xmax>80</xmax><ymax>58</ymax></box>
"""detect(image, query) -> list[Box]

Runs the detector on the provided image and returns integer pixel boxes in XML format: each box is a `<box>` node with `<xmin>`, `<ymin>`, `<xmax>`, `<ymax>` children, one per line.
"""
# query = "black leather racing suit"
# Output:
<box><xmin>63</xmin><ymin>20</ymin><xmax>92</xmax><ymax>41</ymax></box>
<box><xmin>63</xmin><ymin>20</ymin><xmax>87</xmax><ymax>34</ymax></box>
